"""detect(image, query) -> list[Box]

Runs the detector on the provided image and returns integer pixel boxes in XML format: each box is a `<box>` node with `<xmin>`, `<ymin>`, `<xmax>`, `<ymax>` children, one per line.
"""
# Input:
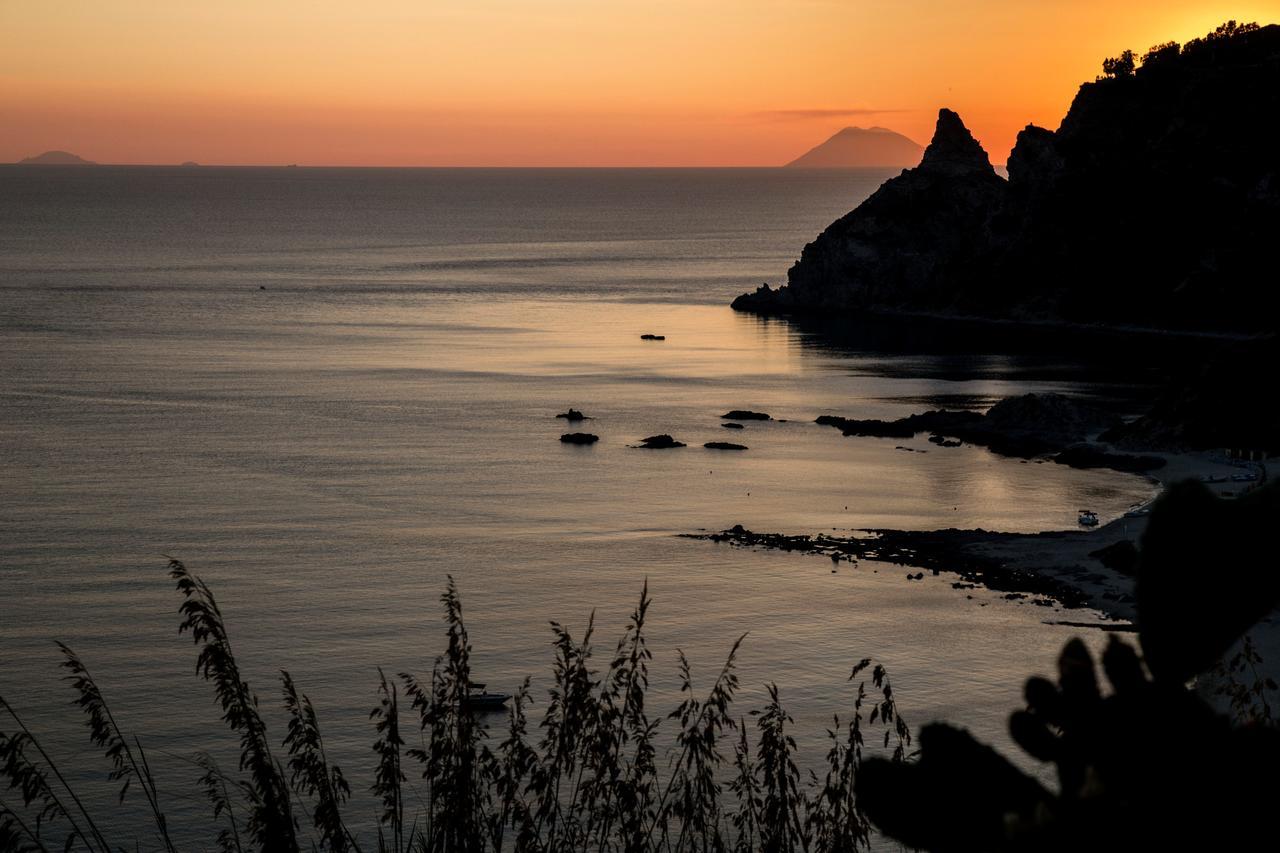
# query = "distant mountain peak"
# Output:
<box><xmin>785</xmin><ymin>126</ymin><xmax>923</xmax><ymax>168</ymax></box>
<box><xmin>18</xmin><ymin>150</ymin><xmax>96</xmax><ymax>165</ymax></box>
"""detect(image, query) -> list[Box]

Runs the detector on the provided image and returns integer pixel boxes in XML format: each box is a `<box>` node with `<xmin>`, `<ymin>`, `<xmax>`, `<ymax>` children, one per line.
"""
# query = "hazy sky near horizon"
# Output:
<box><xmin>2</xmin><ymin>1</ymin><xmax>1274</xmax><ymax>166</ymax></box>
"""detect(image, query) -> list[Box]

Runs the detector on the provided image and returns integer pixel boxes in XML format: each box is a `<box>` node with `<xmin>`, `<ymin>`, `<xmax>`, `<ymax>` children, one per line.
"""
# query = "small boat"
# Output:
<box><xmin>1078</xmin><ymin>510</ymin><xmax>1100</xmax><ymax>527</ymax></box>
<box><xmin>461</xmin><ymin>683</ymin><xmax>511</xmax><ymax>712</ymax></box>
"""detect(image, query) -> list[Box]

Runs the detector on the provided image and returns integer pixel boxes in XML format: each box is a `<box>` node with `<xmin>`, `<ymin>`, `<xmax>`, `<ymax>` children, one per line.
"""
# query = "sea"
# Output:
<box><xmin>0</xmin><ymin>165</ymin><xmax>1191</xmax><ymax>844</ymax></box>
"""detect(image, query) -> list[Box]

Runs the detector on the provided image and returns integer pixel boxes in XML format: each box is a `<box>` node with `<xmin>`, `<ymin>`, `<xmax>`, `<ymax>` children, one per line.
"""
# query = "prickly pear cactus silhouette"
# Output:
<box><xmin>857</xmin><ymin>479</ymin><xmax>1280</xmax><ymax>851</ymax></box>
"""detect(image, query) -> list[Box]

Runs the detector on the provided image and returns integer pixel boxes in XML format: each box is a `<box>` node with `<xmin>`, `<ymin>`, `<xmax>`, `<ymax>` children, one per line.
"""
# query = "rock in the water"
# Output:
<box><xmin>816</xmin><ymin>414</ymin><xmax>917</xmax><ymax>439</ymax></box>
<box><xmin>556</xmin><ymin>408</ymin><xmax>589</xmax><ymax>421</ymax></box>
<box><xmin>635</xmin><ymin>434</ymin><xmax>686</xmax><ymax>449</ymax></box>
<box><xmin>721</xmin><ymin>422</ymin><xmax>745</xmax><ymax>429</ymax></box>
<box><xmin>640</xmin><ymin>334</ymin><xmax>666</xmax><ymax>340</ymax></box>
<box><xmin>816</xmin><ymin>393</ymin><xmax>1161</xmax><ymax>471</ymax></box>
<box><xmin>704</xmin><ymin>442</ymin><xmax>748</xmax><ymax>450</ymax></box>
<box><xmin>982</xmin><ymin>393</ymin><xmax>1120</xmax><ymax>445</ymax></box>
<box><xmin>819</xmin><ymin>394</ymin><xmax>1117</xmax><ymax>452</ymax></box>
<box><xmin>721</xmin><ymin>410</ymin><xmax>771</xmax><ymax>421</ymax></box>
<box><xmin>560</xmin><ymin>433</ymin><xmax>599</xmax><ymax>445</ymax></box>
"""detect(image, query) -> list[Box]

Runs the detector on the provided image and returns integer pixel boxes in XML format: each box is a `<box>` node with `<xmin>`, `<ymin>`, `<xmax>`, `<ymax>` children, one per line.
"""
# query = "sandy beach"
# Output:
<box><xmin>692</xmin><ymin>447</ymin><xmax>1279</xmax><ymax>708</ymax></box>
<box><xmin>968</xmin><ymin>450</ymin><xmax>1279</xmax><ymax>705</ymax></box>
<box><xmin>966</xmin><ymin>451</ymin><xmax>1270</xmax><ymax>622</ymax></box>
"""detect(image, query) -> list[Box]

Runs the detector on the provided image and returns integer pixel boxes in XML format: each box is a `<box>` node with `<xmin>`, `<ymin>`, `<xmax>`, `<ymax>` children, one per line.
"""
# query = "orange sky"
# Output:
<box><xmin>2</xmin><ymin>1</ymin><xmax>1275</xmax><ymax>166</ymax></box>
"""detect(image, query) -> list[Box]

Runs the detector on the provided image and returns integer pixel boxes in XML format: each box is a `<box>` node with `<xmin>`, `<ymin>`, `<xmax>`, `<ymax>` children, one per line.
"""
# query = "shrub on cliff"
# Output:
<box><xmin>1100</xmin><ymin>49</ymin><xmax>1135</xmax><ymax>78</ymax></box>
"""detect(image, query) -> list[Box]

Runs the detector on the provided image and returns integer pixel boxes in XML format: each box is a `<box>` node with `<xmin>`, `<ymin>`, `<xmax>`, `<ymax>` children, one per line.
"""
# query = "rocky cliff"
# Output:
<box><xmin>735</xmin><ymin>23</ymin><xmax>1280</xmax><ymax>333</ymax></box>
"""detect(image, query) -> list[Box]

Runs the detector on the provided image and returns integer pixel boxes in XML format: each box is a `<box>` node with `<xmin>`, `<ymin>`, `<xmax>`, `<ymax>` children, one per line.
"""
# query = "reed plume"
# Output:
<box><xmin>1</xmin><ymin>564</ymin><xmax>918</xmax><ymax>853</ymax></box>
<box><xmin>56</xmin><ymin>642</ymin><xmax>174</xmax><ymax>851</ymax></box>
<box><xmin>169</xmin><ymin>558</ymin><xmax>299</xmax><ymax>852</ymax></box>
<box><xmin>194</xmin><ymin>750</ymin><xmax>244</xmax><ymax>853</ymax></box>
<box><xmin>281</xmin><ymin>671</ymin><xmax>355</xmax><ymax>852</ymax></box>
<box><xmin>370</xmin><ymin>668</ymin><xmax>405</xmax><ymax>853</ymax></box>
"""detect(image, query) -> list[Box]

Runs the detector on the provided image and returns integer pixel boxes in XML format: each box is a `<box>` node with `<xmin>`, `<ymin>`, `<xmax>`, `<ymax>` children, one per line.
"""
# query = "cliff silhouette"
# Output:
<box><xmin>785</xmin><ymin>126</ymin><xmax>923</xmax><ymax>168</ymax></box>
<box><xmin>735</xmin><ymin>22</ymin><xmax>1280</xmax><ymax>334</ymax></box>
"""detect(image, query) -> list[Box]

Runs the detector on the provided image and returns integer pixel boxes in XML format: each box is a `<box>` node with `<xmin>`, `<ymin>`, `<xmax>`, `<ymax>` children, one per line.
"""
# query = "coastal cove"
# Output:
<box><xmin>0</xmin><ymin>165</ymin><xmax>1236</xmax><ymax>844</ymax></box>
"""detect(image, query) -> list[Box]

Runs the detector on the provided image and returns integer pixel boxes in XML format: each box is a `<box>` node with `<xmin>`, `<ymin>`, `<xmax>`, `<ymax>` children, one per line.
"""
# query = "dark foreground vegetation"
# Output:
<box><xmin>1</xmin><ymin>571</ymin><xmax>909</xmax><ymax>852</ymax></box>
<box><xmin>3</xmin><ymin>481</ymin><xmax>1279</xmax><ymax>852</ymax></box>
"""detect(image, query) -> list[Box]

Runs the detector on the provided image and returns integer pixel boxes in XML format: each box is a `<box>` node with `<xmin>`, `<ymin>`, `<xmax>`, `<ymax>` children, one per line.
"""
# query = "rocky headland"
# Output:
<box><xmin>735</xmin><ymin>23</ymin><xmax>1280</xmax><ymax>335</ymax></box>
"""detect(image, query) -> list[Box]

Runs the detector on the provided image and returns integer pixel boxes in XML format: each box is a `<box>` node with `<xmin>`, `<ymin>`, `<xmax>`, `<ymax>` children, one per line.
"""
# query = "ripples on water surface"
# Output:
<box><xmin>1</xmin><ymin>166</ymin><xmax>1187</xmax><ymax>840</ymax></box>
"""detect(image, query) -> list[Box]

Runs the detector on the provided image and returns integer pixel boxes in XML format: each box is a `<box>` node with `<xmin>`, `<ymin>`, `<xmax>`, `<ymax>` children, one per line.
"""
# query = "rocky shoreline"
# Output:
<box><xmin>681</xmin><ymin>524</ymin><xmax>1100</xmax><ymax>609</ymax></box>
<box><xmin>816</xmin><ymin>392</ymin><xmax>1167</xmax><ymax>474</ymax></box>
<box><xmin>685</xmin><ymin>452</ymin><xmax>1268</xmax><ymax>622</ymax></box>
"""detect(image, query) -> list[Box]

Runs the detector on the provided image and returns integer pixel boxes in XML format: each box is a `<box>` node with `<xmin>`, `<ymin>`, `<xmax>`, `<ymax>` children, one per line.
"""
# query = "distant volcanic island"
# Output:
<box><xmin>737</xmin><ymin>23</ymin><xmax>1280</xmax><ymax>336</ymax></box>
<box><xmin>785</xmin><ymin>126</ymin><xmax>923</xmax><ymax>168</ymax></box>
<box><xmin>16</xmin><ymin>150</ymin><xmax>97</xmax><ymax>165</ymax></box>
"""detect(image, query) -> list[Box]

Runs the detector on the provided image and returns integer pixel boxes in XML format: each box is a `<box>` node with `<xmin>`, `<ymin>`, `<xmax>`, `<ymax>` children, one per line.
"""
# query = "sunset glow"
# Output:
<box><xmin>2</xmin><ymin>0</ymin><xmax>1277</xmax><ymax>165</ymax></box>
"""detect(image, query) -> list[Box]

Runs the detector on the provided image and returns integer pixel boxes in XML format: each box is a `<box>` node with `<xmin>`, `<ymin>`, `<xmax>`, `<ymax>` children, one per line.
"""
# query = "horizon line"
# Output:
<box><xmin>2</xmin><ymin>161</ymin><xmax>1011</xmax><ymax>170</ymax></box>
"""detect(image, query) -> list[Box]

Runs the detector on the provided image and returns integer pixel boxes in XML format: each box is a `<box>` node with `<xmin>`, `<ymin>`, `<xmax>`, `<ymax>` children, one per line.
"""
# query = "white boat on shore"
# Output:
<box><xmin>1078</xmin><ymin>510</ymin><xmax>1100</xmax><ymax>527</ymax></box>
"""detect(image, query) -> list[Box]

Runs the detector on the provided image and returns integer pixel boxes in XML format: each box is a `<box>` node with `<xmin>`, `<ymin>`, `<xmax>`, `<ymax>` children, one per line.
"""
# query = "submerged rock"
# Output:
<box><xmin>634</xmin><ymin>434</ymin><xmax>686</xmax><ymax>449</ymax></box>
<box><xmin>721</xmin><ymin>410</ymin><xmax>771</xmax><ymax>421</ymax></box>
<box><xmin>704</xmin><ymin>442</ymin><xmax>748</xmax><ymax>450</ymax></box>
<box><xmin>640</xmin><ymin>334</ymin><xmax>666</xmax><ymax>341</ymax></box>
<box><xmin>560</xmin><ymin>433</ymin><xmax>599</xmax><ymax>445</ymax></box>
<box><xmin>721</xmin><ymin>422</ymin><xmax>745</xmax><ymax>430</ymax></box>
<box><xmin>556</xmin><ymin>408</ymin><xmax>589</xmax><ymax>421</ymax></box>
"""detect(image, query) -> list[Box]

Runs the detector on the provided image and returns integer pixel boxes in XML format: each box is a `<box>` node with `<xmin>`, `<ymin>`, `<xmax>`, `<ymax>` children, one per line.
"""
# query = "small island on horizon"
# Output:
<box><xmin>16</xmin><ymin>150</ymin><xmax>97</xmax><ymax>165</ymax></box>
<box><xmin>785</xmin><ymin>126</ymin><xmax>924</xmax><ymax>168</ymax></box>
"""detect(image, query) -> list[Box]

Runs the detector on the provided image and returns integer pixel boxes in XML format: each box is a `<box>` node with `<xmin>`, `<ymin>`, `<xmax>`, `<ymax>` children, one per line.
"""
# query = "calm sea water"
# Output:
<box><xmin>1</xmin><ymin>166</ymin><xmax>1176</xmax><ymax>843</ymax></box>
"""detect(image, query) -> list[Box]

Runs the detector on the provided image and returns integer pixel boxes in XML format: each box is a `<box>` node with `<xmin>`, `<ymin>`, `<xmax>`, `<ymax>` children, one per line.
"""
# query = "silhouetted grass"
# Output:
<box><xmin>0</xmin><ymin>562</ymin><xmax>912</xmax><ymax>852</ymax></box>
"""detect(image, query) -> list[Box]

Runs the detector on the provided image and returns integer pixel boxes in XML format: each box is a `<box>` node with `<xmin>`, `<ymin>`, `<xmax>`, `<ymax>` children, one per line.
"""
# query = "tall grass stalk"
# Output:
<box><xmin>56</xmin><ymin>642</ymin><xmax>175</xmax><ymax>851</ymax></box>
<box><xmin>0</xmin><ymin>695</ymin><xmax>109</xmax><ymax>853</ymax></box>
<box><xmin>169</xmin><ymin>558</ymin><xmax>299</xmax><ymax>851</ymax></box>
<box><xmin>370</xmin><ymin>668</ymin><xmax>405</xmax><ymax>853</ymax></box>
<box><xmin>281</xmin><ymin>672</ymin><xmax>357</xmax><ymax>852</ymax></box>
<box><xmin>1</xmin><ymin>563</ymin><xmax>913</xmax><ymax>852</ymax></box>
